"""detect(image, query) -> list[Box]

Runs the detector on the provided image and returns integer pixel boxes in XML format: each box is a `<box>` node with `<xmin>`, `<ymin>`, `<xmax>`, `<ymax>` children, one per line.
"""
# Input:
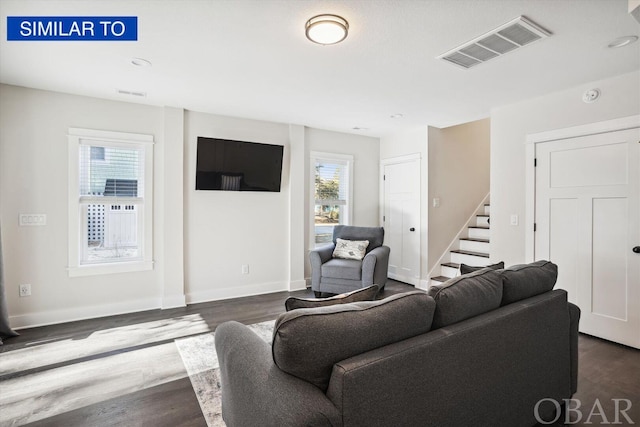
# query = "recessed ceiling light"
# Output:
<box><xmin>131</xmin><ymin>57</ymin><xmax>152</xmax><ymax>67</ymax></box>
<box><xmin>352</xmin><ymin>127</ymin><xmax>370</xmax><ymax>131</ymax></box>
<box><xmin>607</xmin><ymin>35</ymin><xmax>638</xmax><ymax>48</ymax></box>
<box><xmin>305</xmin><ymin>14</ymin><xmax>349</xmax><ymax>45</ymax></box>
<box><xmin>390</xmin><ymin>113</ymin><xmax>404</xmax><ymax>119</ymax></box>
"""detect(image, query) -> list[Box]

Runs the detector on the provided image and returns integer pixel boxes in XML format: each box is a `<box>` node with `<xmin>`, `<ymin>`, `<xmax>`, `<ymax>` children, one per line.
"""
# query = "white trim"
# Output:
<box><xmin>288</xmin><ymin>279</ymin><xmax>307</xmax><ymax>292</ymax></box>
<box><xmin>10</xmin><ymin>297</ymin><xmax>161</xmax><ymax>330</ymax></box>
<box><xmin>309</xmin><ymin>151</ymin><xmax>354</xmax><ymax>250</ymax></box>
<box><xmin>67</xmin><ymin>127</ymin><xmax>154</xmax><ymax>276</ymax></box>
<box><xmin>68</xmin><ymin>260</ymin><xmax>154</xmax><ymax>277</ymax></box>
<box><xmin>69</xmin><ymin>127</ymin><xmax>154</xmax><ymax>143</ymax></box>
<box><xmin>162</xmin><ymin>294</ymin><xmax>187</xmax><ymax>309</ymax></box>
<box><xmin>525</xmin><ymin>115</ymin><xmax>640</xmax><ymax>261</ymax></box>
<box><xmin>380</xmin><ymin>152</ymin><xmax>421</xmax><ymax>165</ymax></box>
<box><xmin>186</xmin><ymin>281</ymin><xmax>288</xmax><ymax>304</ymax></box>
<box><xmin>526</xmin><ymin>115</ymin><xmax>640</xmax><ymax>144</ymax></box>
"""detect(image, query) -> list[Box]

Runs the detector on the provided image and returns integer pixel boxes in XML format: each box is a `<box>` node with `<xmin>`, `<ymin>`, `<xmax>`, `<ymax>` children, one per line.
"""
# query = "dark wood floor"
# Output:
<box><xmin>1</xmin><ymin>281</ymin><xmax>638</xmax><ymax>426</ymax></box>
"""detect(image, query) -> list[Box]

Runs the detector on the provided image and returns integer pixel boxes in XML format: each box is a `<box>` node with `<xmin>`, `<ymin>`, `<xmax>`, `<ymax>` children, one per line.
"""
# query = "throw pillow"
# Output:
<box><xmin>500</xmin><ymin>260</ymin><xmax>558</xmax><ymax>306</ymax></box>
<box><xmin>332</xmin><ymin>238</ymin><xmax>369</xmax><ymax>260</ymax></box>
<box><xmin>427</xmin><ymin>267</ymin><xmax>503</xmax><ymax>329</ymax></box>
<box><xmin>272</xmin><ymin>291</ymin><xmax>435</xmax><ymax>392</ymax></box>
<box><xmin>460</xmin><ymin>261</ymin><xmax>505</xmax><ymax>275</ymax></box>
<box><xmin>284</xmin><ymin>285</ymin><xmax>379</xmax><ymax>311</ymax></box>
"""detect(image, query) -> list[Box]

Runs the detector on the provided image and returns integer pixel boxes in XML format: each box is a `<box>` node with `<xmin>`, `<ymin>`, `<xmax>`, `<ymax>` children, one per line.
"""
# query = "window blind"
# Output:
<box><xmin>315</xmin><ymin>159</ymin><xmax>348</xmax><ymax>205</ymax></box>
<box><xmin>79</xmin><ymin>143</ymin><xmax>144</xmax><ymax>202</ymax></box>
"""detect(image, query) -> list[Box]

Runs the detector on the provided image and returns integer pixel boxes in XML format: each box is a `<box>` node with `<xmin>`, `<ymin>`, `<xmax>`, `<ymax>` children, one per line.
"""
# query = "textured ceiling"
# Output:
<box><xmin>1</xmin><ymin>0</ymin><xmax>638</xmax><ymax>137</ymax></box>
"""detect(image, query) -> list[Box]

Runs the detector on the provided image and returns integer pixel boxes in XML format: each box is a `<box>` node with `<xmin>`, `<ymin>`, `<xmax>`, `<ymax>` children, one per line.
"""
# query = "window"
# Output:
<box><xmin>310</xmin><ymin>152</ymin><xmax>353</xmax><ymax>247</ymax></box>
<box><xmin>68</xmin><ymin>128</ymin><xmax>154</xmax><ymax>276</ymax></box>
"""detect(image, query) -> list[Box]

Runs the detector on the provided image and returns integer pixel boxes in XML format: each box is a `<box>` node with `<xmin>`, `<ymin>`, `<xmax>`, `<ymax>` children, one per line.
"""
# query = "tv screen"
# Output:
<box><xmin>196</xmin><ymin>137</ymin><xmax>284</xmax><ymax>192</ymax></box>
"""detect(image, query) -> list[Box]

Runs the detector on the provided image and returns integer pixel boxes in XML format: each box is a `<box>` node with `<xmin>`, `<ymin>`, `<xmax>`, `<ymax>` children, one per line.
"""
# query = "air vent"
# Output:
<box><xmin>438</xmin><ymin>16</ymin><xmax>551</xmax><ymax>69</ymax></box>
<box><xmin>116</xmin><ymin>89</ymin><xmax>147</xmax><ymax>97</ymax></box>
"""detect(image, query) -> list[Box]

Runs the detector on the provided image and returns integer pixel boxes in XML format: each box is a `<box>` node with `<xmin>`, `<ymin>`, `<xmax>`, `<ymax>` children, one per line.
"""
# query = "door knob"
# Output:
<box><xmin>633</xmin><ymin>246</ymin><xmax>640</xmax><ymax>254</ymax></box>
<box><xmin>409</xmin><ymin>227</ymin><xmax>416</xmax><ymax>232</ymax></box>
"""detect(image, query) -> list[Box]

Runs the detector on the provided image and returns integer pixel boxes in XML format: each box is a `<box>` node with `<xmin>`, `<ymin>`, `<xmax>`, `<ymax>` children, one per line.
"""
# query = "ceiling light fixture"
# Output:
<box><xmin>607</xmin><ymin>35</ymin><xmax>638</xmax><ymax>48</ymax></box>
<box><xmin>131</xmin><ymin>57</ymin><xmax>152</xmax><ymax>67</ymax></box>
<box><xmin>390</xmin><ymin>113</ymin><xmax>404</xmax><ymax>119</ymax></box>
<box><xmin>305</xmin><ymin>14</ymin><xmax>349</xmax><ymax>45</ymax></box>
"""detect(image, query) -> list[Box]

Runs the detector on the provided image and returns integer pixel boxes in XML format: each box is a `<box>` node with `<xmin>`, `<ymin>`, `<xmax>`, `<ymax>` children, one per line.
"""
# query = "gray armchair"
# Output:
<box><xmin>310</xmin><ymin>225</ymin><xmax>390</xmax><ymax>297</ymax></box>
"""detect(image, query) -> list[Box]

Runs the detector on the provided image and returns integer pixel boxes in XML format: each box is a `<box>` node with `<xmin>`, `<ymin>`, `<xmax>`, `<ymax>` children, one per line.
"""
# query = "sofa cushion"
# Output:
<box><xmin>284</xmin><ymin>285</ymin><xmax>379</xmax><ymax>311</ymax></box>
<box><xmin>427</xmin><ymin>268</ymin><xmax>503</xmax><ymax>328</ymax></box>
<box><xmin>272</xmin><ymin>291</ymin><xmax>435</xmax><ymax>391</ymax></box>
<box><xmin>500</xmin><ymin>260</ymin><xmax>558</xmax><ymax>306</ymax></box>
<box><xmin>321</xmin><ymin>258</ymin><xmax>362</xmax><ymax>280</ymax></box>
<box><xmin>459</xmin><ymin>261</ymin><xmax>504</xmax><ymax>275</ymax></box>
<box><xmin>333</xmin><ymin>238</ymin><xmax>370</xmax><ymax>260</ymax></box>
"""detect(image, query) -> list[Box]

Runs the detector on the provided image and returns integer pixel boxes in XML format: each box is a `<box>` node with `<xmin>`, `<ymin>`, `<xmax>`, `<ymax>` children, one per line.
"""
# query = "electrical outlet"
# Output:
<box><xmin>19</xmin><ymin>283</ymin><xmax>31</xmax><ymax>297</ymax></box>
<box><xmin>241</xmin><ymin>264</ymin><xmax>249</xmax><ymax>274</ymax></box>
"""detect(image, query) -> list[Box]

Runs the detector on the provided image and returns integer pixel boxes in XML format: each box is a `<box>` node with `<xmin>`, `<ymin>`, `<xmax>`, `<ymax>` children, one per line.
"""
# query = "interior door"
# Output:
<box><xmin>535</xmin><ymin>128</ymin><xmax>640</xmax><ymax>348</ymax></box>
<box><xmin>383</xmin><ymin>158</ymin><xmax>421</xmax><ymax>285</ymax></box>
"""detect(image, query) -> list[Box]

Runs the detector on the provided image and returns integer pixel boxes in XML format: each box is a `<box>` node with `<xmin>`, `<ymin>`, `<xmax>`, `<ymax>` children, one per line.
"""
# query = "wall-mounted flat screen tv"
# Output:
<box><xmin>196</xmin><ymin>137</ymin><xmax>284</xmax><ymax>192</ymax></box>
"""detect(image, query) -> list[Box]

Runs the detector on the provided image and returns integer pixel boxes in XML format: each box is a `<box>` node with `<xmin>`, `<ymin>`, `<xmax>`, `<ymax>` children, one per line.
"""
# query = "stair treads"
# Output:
<box><xmin>451</xmin><ymin>249</ymin><xmax>490</xmax><ymax>258</ymax></box>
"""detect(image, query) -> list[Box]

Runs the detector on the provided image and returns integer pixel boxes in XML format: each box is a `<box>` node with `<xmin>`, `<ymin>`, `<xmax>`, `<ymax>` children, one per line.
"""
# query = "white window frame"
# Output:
<box><xmin>309</xmin><ymin>151</ymin><xmax>354</xmax><ymax>249</ymax></box>
<box><xmin>68</xmin><ymin>128</ymin><xmax>154</xmax><ymax>277</ymax></box>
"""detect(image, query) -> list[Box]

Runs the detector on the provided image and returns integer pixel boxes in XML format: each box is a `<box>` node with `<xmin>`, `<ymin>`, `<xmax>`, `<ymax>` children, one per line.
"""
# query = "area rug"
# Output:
<box><xmin>175</xmin><ymin>320</ymin><xmax>275</xmax><ymax>427</ymax></box>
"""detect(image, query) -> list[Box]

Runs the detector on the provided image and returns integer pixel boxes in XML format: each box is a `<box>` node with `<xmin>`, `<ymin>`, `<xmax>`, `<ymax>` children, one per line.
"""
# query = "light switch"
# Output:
<box><xmin>510</xmin><ymin>214</ymin><xmax>519</xmax><ymax>226</ymax></box>
<box><xmin>433</xmin><ymin>198</ymin><xmax>440</xmax><ymax>208</ymax></box>
<box><xmin>19</xmin><ymin>214</ymin><xmax>47</xmax><ymax>226</ymax></box>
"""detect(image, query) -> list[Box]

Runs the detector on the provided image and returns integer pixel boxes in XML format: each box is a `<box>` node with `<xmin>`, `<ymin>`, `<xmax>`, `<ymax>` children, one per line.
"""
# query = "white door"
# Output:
<box><xmin>383</xmin><ymin>157</ymin><xmax>421</xmax><ymax>285</ymax></box>
<box><xmin>535</xmin><ymin>128</ymin><xmax>640</xmax><ymax>348</ymax></box>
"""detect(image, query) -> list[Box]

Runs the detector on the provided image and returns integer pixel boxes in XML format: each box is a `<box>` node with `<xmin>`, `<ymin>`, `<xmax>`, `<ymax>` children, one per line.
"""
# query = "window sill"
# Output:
<box><xmin>68</xmin><ymin>260</ymin><xmax>154</xmax><ymax>277</ymax></box>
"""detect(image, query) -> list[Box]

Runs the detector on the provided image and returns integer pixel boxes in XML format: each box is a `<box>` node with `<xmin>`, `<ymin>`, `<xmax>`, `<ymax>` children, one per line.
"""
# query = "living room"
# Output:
<box><xmin>0</xmin><ymin>0</ymin><xmax>639</xmax><ymax>426</ymax></box>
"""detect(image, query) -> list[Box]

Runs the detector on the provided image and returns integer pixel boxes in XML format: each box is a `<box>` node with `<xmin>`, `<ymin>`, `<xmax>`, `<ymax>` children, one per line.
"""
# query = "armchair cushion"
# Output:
<box><xmin>333</xmin><ymin>225</ymin><xmax>384</xmax><ymax>252</ymax></box>
<box><xmin>284</xmin><ymin>285</ymin><xmax>379</xmax><ymax>311</ymax></box>
<box><xmin>272</xmin><ymin>291</ymin><xmax>435</xmax><ymax>392</ymax></box>
<box><xmin>321</xmin><ymin>258</ymin><xmax>362</xmax><ymax>281</ymax></box>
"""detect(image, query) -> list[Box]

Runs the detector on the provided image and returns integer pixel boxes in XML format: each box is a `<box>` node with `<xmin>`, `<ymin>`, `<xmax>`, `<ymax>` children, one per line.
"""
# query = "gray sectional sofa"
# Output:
<box><xmin>215</xmin><ymin>261</ymin><xmax>580</xmax><ymax>427</ymax></box>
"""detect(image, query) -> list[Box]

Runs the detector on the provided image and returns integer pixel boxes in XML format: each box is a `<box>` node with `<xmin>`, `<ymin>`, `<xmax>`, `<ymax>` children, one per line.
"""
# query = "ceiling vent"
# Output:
<box><xmin>438</xmin><ymin>16</ymin><xmax>551</xmax><ymax>69</ymax></box>
<box><xmin>116</xmin><ymin>89</ymin><xmax>147</xmax><ymax>97</ymax></box>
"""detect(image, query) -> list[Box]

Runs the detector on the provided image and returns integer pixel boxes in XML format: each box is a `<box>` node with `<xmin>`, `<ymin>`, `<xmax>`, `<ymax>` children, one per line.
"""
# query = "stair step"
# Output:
<box><xmin>476</xmin><ymin>214</ymin><xmax>489</xmax><ymax>218</ymax></box>
<box><xmin>469</xmin><ymin>225</ymin><xmax>490</xmax><ymax>230</ymax></box>
<box><xmin>460</xmin><ymin>237</ymin><xmax>490</xmax><ymax>243</ymax></box>
<box><xmin>442</xmin><ymin>262</ymin><xmax>460</xmax><ymax>269</ymax></box>
<box><xmin>451</xmin><ymin>249</ymin><xmax>490</xmax><ymax>258</ymax></box>
<box><xmin>431</xmin><ymin>276</ymin><xmax>451</xmax><ymax>284</ymax></box>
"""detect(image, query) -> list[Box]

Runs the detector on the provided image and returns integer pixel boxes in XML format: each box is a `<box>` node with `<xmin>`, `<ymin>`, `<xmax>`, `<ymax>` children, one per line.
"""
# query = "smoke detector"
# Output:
<box><xmin>438</xmin><ymin>16</ymin><xmax>551</xmax><ymax>69</ymax></box>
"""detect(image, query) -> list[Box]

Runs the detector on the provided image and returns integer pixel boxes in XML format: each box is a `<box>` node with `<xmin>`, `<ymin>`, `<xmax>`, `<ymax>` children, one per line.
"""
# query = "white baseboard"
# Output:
<box><xmin>417</xmin><ymin>279</ymin><xmax>431</xmax><ymax>290</ymax></box>
<box><xmin>162</xmin><ymin>294</ymin><xmax>187</xmax><ymax>309</ymax></box>
<box><xmin>10</xmin><ymin>297</ymin><xmax>162</xmax><ymax>330</ymax></box>
<box><xmin>185</xmin><ymin>281</ymin><xmax>288</xmax><ymax>304</ymax></box>
<box><xmin>288</xmin><ymin>279</ymin><xmax>307</xmax><ymax>292</ymax></box>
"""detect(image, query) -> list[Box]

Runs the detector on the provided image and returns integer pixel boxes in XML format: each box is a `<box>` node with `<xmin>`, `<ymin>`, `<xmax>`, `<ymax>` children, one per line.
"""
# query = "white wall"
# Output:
<box><xmin>0</xmin><ymin>84</ymin><xmax>168</xmax><ymax>327</ymax></box>
<box><xmin>380</xmin><ymin>127</ymin><xmax>429</xmax><ymax>285</ymax></box>
<box><xmin>183</xmin><ymin>111</ymin><xmax>293</xmax><ymax>302</ymax></box>
<box><xmin>427</xmin><ymin>119</ymin><xmax>490</xmax><ymax>271</ymax></box>
<box><xmin>491</xmin><ymin>71</ymin><xmax>640</xmax><ymax>266</ymax></box>
<box><xmin>0</xmin><ymin>84</ymin><xmax>381</xmax><ymax>327</ymax></box>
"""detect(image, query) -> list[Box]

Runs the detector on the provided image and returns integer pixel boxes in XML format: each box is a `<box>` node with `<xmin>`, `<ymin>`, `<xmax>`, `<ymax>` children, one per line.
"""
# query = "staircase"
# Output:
<box><xmin>430</xmin><ymin>200</ymin><xmax>492</xmax><ymax>286</ymax></box>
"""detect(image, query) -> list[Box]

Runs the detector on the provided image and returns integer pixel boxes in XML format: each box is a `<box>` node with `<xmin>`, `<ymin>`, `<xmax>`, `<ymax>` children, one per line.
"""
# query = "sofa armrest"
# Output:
<box><xmin>309</xmin><ymin>244</ymin><xmax>335</xmax><ymax>288</ymax></box>
<box><xmin>568</xmin><ymin>302</ymin><xmax>581</xmax><ymax>394</ymax></box>
<box><xmin>362</xmin><ymin>245</ymin><xmax>390</xmax><ymax>287</ymax></box>
<box><xmin>215</xmin><ymin>321</ymin><xmax>341</xmax><ymax>427</ymax></box>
